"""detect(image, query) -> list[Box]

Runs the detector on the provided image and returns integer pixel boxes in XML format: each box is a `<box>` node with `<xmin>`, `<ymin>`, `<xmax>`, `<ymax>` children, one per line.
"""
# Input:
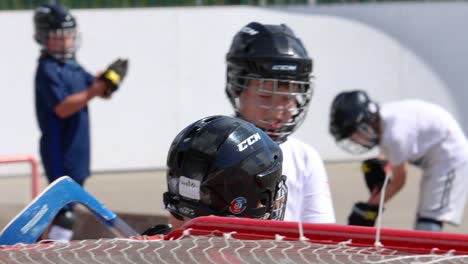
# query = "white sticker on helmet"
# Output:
<box><xmin>272</xmin><ymin>65</ymin><xmax>297</xmax><ymax>71</ymax></box>
<box><xmin>368</xmin><ymin>102</ymin><xmax>378</xmax><ymax>113</ymax></box>
<box><xmin>179</xmin><ymin>176</ymin><xmax>200</xmax><ymax>200</ymax></box>
<box><xmin>240</xmin><ymin>26</ymin><xmax>259</xmax><ymax>36</ymax></box>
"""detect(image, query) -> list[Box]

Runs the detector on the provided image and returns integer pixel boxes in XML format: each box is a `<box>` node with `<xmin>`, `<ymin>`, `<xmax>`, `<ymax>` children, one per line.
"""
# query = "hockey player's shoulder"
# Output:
<box><xmin>282</xmin><ymin>137</ymin><xmax>322</xmax><ymax>160</ymax></box>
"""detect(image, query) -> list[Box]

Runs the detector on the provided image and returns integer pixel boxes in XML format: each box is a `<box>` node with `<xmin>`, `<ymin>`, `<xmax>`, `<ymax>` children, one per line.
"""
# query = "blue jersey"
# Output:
<box><xmin>35</xmin><ymin>55</ymin><xmax>95</xmax><ymax>185</ymax></box>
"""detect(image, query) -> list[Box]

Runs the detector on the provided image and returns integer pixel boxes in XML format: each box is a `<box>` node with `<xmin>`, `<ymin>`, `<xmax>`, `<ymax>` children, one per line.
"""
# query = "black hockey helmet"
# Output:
<box><xmin>34</xmin><ymin>3</ymin><xmax>78</xmax><ymax>61</ymax></box>
<box><xmin>226</xmin><ymin>22</ymin><xmax>314</xmax><ymax>143</ymax></box>
<box><xmin>164</xmin><ymin>115</ymin><xmax>287</xmax><ymax>221</ymax></box>
<box><xmin>329</xmin><ymin>90</ymin><xmax>380</xmax><ymax>154</ymax></box>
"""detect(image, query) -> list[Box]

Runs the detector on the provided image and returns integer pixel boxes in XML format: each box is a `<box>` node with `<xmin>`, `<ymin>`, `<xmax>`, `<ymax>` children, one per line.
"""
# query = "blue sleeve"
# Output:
<box><xmin>36</xmin><ymin>62</ymin><xmax>68</xmax><ymax>111</ymax></box>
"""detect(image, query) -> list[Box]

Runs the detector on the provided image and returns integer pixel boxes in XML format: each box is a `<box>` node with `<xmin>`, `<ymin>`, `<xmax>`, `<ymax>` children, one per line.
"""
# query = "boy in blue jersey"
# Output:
<box><xmin>33</xmin><ymin>3</ymin><xmax>115</xmax><ymax>241</ymax></box>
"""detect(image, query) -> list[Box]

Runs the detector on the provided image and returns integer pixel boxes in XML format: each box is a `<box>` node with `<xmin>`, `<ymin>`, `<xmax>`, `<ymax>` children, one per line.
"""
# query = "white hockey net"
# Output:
<box><xmin>1</xmin><ymin>216</ymin><xmax>468</xmax><ymax>263</ymax></box>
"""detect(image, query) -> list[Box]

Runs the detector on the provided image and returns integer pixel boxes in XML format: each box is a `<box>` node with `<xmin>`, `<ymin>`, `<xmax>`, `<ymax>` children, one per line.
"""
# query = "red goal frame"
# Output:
<box><xmin>168</xmin><ymin>216</ymin><xmax>468</xmax><ymax>255</ymax></box>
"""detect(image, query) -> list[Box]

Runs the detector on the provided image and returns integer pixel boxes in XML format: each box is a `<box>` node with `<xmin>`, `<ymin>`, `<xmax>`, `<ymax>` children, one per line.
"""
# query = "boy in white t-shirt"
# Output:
<box><xmin>225</xmin><ymin>22</ymin><xmax>336</xmax><ymax>223</ymax></box>
<box><xmin>329</xmin><ymin>90</ymin><xmax>468</xmax><ymax>231</ymax></box>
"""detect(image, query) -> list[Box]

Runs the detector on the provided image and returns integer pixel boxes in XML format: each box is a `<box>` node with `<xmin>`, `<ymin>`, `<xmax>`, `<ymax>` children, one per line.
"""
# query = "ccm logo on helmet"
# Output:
<box><xmin>238</xmin><ymin>133</ymin><xmax>262</xmax><ymax>152</ymax></box>
<box><xmin>240</xmin><ymin>26</ymin><xmax>259</xmax><ymax>36</ymax></box>
<box><xmin>272</xmin><ymin>65</ymin><xmax>297</xmax><ymax>71</ymax></box>
<box><xmin>36</xmin><ymin>6</ymin><xmax>51</xmax><ymax>13</ymax></box>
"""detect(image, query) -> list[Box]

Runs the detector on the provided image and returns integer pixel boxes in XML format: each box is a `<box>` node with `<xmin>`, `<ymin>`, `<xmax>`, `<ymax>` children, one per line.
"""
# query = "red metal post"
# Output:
<box><xmin>0</xmin><ymin>155</ymin><xmax>40</xmax><ymax>199</ymax></box>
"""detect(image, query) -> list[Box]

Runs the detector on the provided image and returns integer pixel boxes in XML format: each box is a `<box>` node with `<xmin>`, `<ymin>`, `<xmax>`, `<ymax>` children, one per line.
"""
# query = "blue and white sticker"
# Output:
<box><xmin>229</xmin><ymin>197</ymin><xmax>247</xmax><ymax>215</ymax></box>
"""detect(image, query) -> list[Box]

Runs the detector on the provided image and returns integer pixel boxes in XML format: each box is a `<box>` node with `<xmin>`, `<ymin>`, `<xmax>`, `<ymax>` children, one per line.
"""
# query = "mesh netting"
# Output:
<box><xmin>1</xmin><ymin>236</ymin><xmax>467</xmax><ymax>264</ymax></box>
<box><xmin>2</xmin><ymin>216</ymin><xmax>468</xmax><ymax>264</ymax></box>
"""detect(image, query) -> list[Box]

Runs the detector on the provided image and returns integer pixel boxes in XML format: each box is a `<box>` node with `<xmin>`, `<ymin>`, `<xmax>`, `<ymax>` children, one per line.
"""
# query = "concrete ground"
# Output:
<box><xmin>1</xmin><ymin>161</ymin><xmax>467</xmax><ymax>235</ymax></box>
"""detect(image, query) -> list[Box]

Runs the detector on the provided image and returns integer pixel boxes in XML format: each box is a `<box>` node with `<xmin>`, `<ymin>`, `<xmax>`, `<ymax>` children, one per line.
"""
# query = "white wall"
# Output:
<box><xmin>0</xmin><ymin>3</ymin><xmax>467</xmax><ymax>175</ymax></box>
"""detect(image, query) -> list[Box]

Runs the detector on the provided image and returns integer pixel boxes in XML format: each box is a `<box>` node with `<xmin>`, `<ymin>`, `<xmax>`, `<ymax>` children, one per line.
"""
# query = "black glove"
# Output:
<box><xmin>100</xmin><ymin>58</ymin><xmax>129</xmax><ymax>96</ymax></box>
<box><xmin>348</xmin><ymin>202</ymin><xmax>380</xmax><ymax>227</ymax></box>
<box><xmin>141</xmin><ymin>224</ymin><xmax>173</xmax><ymax>236</ymax></box>
<box><xmin>361</xmin><ymin>158</ymin><xmax>390</xmax><ymax>193</ymax></box>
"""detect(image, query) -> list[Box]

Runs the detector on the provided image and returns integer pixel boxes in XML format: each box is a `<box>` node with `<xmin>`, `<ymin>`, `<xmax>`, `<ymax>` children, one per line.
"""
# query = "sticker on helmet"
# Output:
<box><xmin>229</xmin><ymin>197</ymin><xmax>247</xmax><ymax>214</ymax></box>
<box><xmin>237</xmin><ymin>133</ymin><xmax>261</xmax><ymax>152</ymax></box>
<box><xmin>240</xmin><ymin>26</ymin><xmax>258</xmax><ymax>36</ymax></box>
<box><xmin>272</xmin><ymin>65</ymin><xmax>297</xmax><ymax>71</ymax></box>
<box><xmin>179</xmin><ymin>206</ymin><xmax>196</xmax><ymax>217</ymax></box>
<box><xmin>179</xmin><ymin>176</ymin><xmax>200</xmax><ymax>200</ymax></box>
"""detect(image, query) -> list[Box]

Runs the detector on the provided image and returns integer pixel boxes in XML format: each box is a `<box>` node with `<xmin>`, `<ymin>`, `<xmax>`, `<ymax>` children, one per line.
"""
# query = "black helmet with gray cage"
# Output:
<box><xmin>34</xmin><ymin>3</ymin><xmax>78</xmax><ymax>61</ymax></box>
<box><xmin>226</xmin><ymin>22</ymin><xmax>314</xmax><ymax>143</ymax></box>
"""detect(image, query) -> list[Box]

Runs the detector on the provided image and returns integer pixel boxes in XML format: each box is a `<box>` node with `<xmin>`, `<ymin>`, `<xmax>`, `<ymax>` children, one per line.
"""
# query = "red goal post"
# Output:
<box><xmin>0</xmin><ymin>155</ymin><xmax>40</xmax><ymax>199</ymax></box>
<box><xmin>170</xmin><ymin>216</ymin><xmax>468</xmax><ymax>255</ymax></box>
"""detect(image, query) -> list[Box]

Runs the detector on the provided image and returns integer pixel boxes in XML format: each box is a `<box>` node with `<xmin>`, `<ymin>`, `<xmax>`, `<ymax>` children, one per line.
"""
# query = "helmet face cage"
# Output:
<box><xmin>227</xmin><ymin>75</ymin><xmax>314</xmax><ymax>143</ymax></box>
<box><xmin>44</xmin><ymin>29</ymin><xmax>80</xmax><ymax>61</ymax></box>
<box><xmin>164</xmin><ymin>115</ymin><xmax>287</xmax><ymax>221</ymax></box>
<box><xmin>337</xmin><ymin>123</ymin><xmax>378</xmax><ymax>154</ymax></box>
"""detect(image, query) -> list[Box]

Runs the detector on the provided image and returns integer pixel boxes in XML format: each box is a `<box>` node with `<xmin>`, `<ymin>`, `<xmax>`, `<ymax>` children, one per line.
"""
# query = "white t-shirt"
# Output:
<box><xmin>280</xmin><ymin>137</ymin><xmax>336</xmax><ymax>223</ymax></box>
<box><xmin>380</xmin><ymin>100</ymin><xmax>468</xmax><ymax>172</ymax></box>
